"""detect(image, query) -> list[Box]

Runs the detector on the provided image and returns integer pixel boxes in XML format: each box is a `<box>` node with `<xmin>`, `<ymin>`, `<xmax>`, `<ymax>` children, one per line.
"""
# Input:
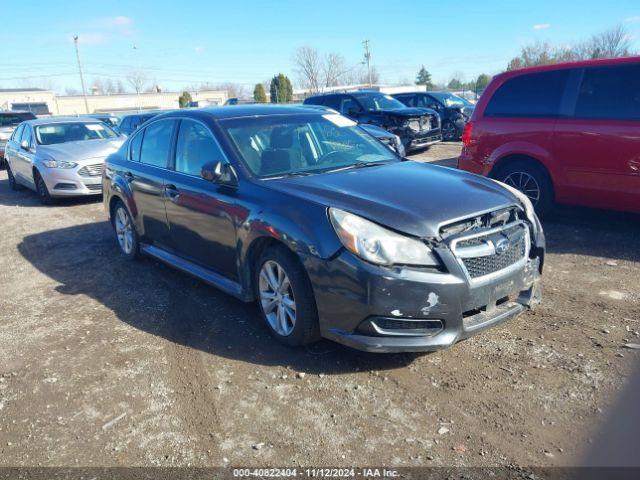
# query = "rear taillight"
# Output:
<box><xmin>461</xmin><ymin>121</ymin><xmax>474</xmax><ymax>147</ymax></box>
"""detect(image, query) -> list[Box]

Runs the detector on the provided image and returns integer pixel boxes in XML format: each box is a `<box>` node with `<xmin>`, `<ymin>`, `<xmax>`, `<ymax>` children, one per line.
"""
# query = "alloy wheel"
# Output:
<box><xmin>503</xmin><ymin>171</ymin><xmax>541</xmax><ymax>205</ymax></box>
<box><xmin>259</xmin><ymin>260</ymin><xmax>296</xmax><ymax>337</ymax></box>
<box><xmin>442</xmin><ymin>122</ymin><xmax>456</xmax><ymax>141</ymax></box>
<box><xmin>114</xmin><ymin>206</ymin><xmax>134</xmax><ymax>255</ymax></box>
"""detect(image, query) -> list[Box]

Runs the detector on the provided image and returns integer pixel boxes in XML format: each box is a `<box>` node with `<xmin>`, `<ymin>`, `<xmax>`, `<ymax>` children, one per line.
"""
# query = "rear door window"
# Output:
<box><xmin>484</xmin><ymin>70</ymin><xmax>570</xmax><ymax>118</ymax></box>
<box><xmin>139</xmin><ymin>119</ymin><xmax>176</xmax><ymax>168</ymax></box>
<box><xmin>574</xmin><ymin>64</ymin><xmax>640</xmax><ymax>121</ymax></box>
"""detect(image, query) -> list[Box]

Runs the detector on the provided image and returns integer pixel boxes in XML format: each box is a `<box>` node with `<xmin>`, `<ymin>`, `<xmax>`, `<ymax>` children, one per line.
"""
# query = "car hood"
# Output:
<box><xmin>267</xmin><ymin>161</ymin><xmax>519</xmax><ymax>238</ymax></box>
<box><xmin>371</xmin><ymin>107</ymin><xmax>435</xmax><ymax>118</ymax></box>
<box><xmin>37</xmin><ymin>138</ymin><xmax>124</xmax><ymax>162</ymax></box>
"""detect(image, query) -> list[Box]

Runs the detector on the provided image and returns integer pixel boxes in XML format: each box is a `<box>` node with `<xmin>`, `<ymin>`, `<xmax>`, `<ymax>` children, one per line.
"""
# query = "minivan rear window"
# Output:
<box><xmin>484</xmin><ymin>70</ymin><xmax>569</xmax><ymax>118</ymax></box>
<box><xmin>574</xmin><ymin>64</ymin><xmax>640</xmax><ymax>121</ymax></box>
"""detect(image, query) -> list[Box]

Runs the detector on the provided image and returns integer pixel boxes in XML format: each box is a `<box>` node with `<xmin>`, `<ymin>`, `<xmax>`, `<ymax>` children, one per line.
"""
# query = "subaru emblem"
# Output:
<box><xmin>495</xmin><ymin>238</ymin><xmax>510</xmax><ymax>255</ymax></box>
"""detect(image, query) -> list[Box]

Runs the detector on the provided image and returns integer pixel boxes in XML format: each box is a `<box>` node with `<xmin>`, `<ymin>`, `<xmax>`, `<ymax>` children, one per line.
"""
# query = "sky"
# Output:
<box><xmin>1</xmin><ymin>0</ymin><xmax>639</xmax><ymax>94</ymax></box>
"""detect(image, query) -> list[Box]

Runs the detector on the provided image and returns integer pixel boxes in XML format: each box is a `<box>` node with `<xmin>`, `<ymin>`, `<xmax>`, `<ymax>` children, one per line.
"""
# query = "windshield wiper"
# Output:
<box><xmin>273</xmin><ymin>171</ymin><xmax>315</xmax><ymax>178</ymax></box>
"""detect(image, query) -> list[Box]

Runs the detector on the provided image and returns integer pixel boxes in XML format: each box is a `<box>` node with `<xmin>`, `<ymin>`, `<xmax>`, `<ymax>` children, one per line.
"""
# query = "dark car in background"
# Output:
<box><xmin>81</xmin><ymin>113</ymin><xmax>120</xmax><ymax>128</ymax></box>
<box><xmin>103</xmin><ymin>105</ymin><xmax>544</xmax><ymax>352</ymax></box>
<box><xmin>304</xmin><ymin>91</ymin><xmax>441</xmax><ymax>152</ymax></box>
<box><xmin>392</xmin><ymin>91</ymin><xmax>474</xmax><ymax>141</ymax></box>
<box><xmin>115</xmin><ymin>112</ymin><xmax>160</xmax><ymax>136</ymax></box>
<box><xmin>301</xmin><ymin>103</ymin><xmax>406</xmax><ymax>157</ymax></box>
<box><xmin>458</xmin><ymin>56</ymin><xmax>640</xmax><ymax>215</ymax></box>
<box><xmin>359</xmin><ymin>123</ymin><xmax>406</xmax><ymax>157</ymax></box>
<box><xmin>0</xmin><ymin>111</ymin><xmax>37</xmax><ymax>167</ymax></box>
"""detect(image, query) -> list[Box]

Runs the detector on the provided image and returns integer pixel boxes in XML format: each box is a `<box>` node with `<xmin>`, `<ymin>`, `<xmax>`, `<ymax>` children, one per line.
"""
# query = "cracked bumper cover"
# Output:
<box><xmin>304</xmin><ymin>245</ymin><xmax>543</xmax><ymax>353</ymax></box>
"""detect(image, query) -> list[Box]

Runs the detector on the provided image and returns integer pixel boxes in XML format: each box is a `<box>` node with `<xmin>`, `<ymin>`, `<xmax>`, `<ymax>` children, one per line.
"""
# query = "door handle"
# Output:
<box><xmin>164</xmin><ymin>184</ymin><xmax>180</xmax><ymax>202</ymax></box>
<box><xmin>124</xmin><ymin>171</ymin><xmax>134</xmax><ymax>182</ymax></box>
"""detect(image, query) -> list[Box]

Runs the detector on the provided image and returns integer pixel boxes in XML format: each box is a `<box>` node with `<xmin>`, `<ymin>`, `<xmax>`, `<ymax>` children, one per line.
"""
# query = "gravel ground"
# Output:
<box><xmin>1</xmin><ymin>143</ymin><xmax>639</xmax><ymax>469</ymax></box>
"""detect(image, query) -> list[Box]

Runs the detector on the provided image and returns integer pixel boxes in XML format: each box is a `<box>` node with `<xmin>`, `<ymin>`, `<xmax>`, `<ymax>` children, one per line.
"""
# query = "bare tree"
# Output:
<box><xmin>126</xmin><ymin>70</ymin><xmax>148</xmax><ymax>95</ymax></box>
<box><xmin>116</xmin><ymin>80</ymin><xmax>126</xmax><ymax>94</ymax></box>
<box><xmin>104</xmin><ymin>78</ymin><xmax>116</xmax><ymax>94</ymax></box>
<box><xmin>323</xmin><ymin>52</ymin><xmax>347</xmax><ymax>88</ymax></box>
<box><xmin>91</xmin><ymin>78</ymin><xmax>105</xmax><ymax>95</ymax></box>
<box><xmin>293</xmin><ymin>46</ymin><xmax>322</xmax><ymax>93</ymax></box>
<box><xmin>507</xmin><ymin>24</ymin><xmax>634</xmax><ymax>70</ymax></box>
<box><xmin>214</xmin><ymin>82</ymin><xmax>247</xmax><ymax>99</ymax></box>
<box><xmin>358</xmin><ymin>66</ymin><xmax>379</xmax><ymax>85</ymax></box>
<box><xmin>576</xmin><ymin>24</ymin><xmax>632</xmax><ymax>59</ymax></box>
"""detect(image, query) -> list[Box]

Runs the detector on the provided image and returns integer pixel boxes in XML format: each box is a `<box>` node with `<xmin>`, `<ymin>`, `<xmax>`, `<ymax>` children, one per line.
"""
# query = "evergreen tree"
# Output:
<box><xmin>415</xmin><ymin>65</ymin><xmax>433</xmax><ymax>89</ymax></box>
<box><xmin>253</xmin><ymin>83</ymin><xmax>267</xmax><ymax>103</ymax></box>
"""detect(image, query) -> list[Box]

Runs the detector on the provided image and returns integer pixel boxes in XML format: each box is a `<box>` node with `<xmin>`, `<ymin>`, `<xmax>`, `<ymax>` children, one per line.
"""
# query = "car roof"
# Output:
<box><xmin>21</xmin><ymin>116</ymin><xmax>111</xmax><ymax>126</ymax></box>
<box><xmin>496</xmin><ymin>55</ymin><xmax>640</xmax><ymax>79</ymax></box>
<box><xmin>152</xmin><ymin>104</ymin><xmax>329</xmax><ymax>121</ymax></box>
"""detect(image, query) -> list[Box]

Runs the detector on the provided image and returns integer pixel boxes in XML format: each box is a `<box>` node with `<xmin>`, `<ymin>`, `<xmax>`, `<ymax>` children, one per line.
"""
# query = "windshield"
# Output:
<box><xmin>353</xmin><ymin>93</ymin><xmax>406</xmax><ymax>111</ymax></box>
<box><xmin>35</xmin><ymin>122</ymin><xmax>119</xmax><ymax>145</ymax></box>
<box><xmin>223</xmin><ymin>113</ymin><xmax>398</xmax><ymax>178</ymax></box>
<box><xmin>433</xmin><ymin>93</ymin><xmax>471</xmax><ymax>108</ymax></box>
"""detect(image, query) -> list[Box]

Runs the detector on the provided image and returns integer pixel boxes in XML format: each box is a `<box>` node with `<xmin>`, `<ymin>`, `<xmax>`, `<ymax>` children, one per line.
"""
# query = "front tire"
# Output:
<box><xmin>254</xmin><ymin>246</ymin><xmax>320</xmax><ymax>347</ymax></box>
<box><xmin>441</xmin><ymin>121</ymin><xmax>458</xmax><ymax>141</ymax></box>
<box><xmin>493</xmin><ymin>160</ymin><xmax>553</xmax><ymax>216</ymax></box>
<box><xmin>112</xmin><ymin>200</ymin><xmax>139</xmax><ymax>260</ymax></box>
<box><xmin>34</xmin><ymin>170</ymin><xmax>55</xmax><ymax>205</ymax></box>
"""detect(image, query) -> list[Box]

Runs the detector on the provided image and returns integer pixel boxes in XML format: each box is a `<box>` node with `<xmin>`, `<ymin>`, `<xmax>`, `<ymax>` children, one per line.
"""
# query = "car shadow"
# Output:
<box><xmin>18</xmin><ymin>221</ymin><xmax>419</xmax><ymax>374</ymax></box>
<box><xmin>0</xmin><ymin>177</ymin><xmax>103</xmax><ymax>208</ymax></box>
<box><xmin>542</xmin><ymin>205</ymin><xmax>640</xmax><ymax>262</ymax></box>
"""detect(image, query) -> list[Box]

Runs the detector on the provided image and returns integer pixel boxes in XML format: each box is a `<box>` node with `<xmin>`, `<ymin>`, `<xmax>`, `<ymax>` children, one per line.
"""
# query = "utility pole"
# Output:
<box><xmin>133</xmin><ymin>44</ymin><xmax>141</xmax><ymax>112</ymax></box>
<box><xmin>73</xmin><ymin>36</ymin><xmax>90</xmax><ymax>114</ymax></box>
<box><xmin>363</xmin><ymin>40</ymin><xmax>372</xmax><ymax>88</ymax></box>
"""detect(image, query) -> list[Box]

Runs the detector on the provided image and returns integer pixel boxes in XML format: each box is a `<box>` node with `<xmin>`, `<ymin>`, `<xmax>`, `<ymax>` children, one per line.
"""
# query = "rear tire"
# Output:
<box><xmin>493</xmin><ymin>160</ymin><xmax>553</xmax><ymax>216</ymax></box>
<box><xmin>254</xmin><ymin>245</ymin><xmax>320</xmax><ymax>347</ymax></box>
<box><xmin>34</xmin><ymin>170</ymin><xmax>55</xmax><ymax>205</ymax></box>
<box><xmin>111</xmin><ymin>200</ymin><xmax>140</xmax><ymax>260</ymax></box>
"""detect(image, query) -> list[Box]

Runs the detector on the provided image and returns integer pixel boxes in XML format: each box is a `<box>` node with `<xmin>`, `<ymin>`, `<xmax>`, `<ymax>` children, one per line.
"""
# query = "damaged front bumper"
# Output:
<box><xmin>306</xmin><ymin>237</ymin><xmax>543</xmax><ymax>353</ymax></box>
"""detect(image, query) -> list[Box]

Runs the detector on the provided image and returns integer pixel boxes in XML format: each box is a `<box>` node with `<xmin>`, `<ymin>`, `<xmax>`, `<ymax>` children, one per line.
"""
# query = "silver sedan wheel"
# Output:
<box><xmin>114</xmin><ymin>206</ymin><xmax>134</xmax><ymax>255</ymax></box>
<box><xmin>503</xmin><ymin>171</ymin><xmax>541</xmax><ymax>205</ymax></box>
<box><xmin>259</xmin><ymin>260</ymin><xmax>296</xmax><ymax>337</ymax></box>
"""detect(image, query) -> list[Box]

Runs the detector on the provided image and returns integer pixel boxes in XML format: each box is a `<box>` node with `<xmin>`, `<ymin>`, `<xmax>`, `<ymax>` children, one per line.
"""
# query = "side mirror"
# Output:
<box><xmin>347</xmin><ymin>108</ymin><xmax>360</xmax><ymax>117</ymax></box>
<box><xmin>201</xmin><ymin>161</ymin><xmax>236</xmax><ymax>185</ymax></box>
<box><xmin>20</xmin><ymin>140</ymin><xmax>30</xmax><ymax>151</ymax></box>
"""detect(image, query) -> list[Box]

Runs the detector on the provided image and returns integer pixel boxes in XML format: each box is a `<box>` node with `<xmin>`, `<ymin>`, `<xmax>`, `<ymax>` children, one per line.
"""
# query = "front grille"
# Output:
<box><xmin>78</xmin><ymin>163</ymin><xmax>104</xmax><ymax>177</ymax></box>
<box><xmin>408</xmin><ymin>115</ymin><xmax>437</xmax><ymax>132</ymax></box>
<box><xmin>454</xmin><ymin>223</ymin><xmax>528</xmax><ymax>279</ymax></box>
<box><xmin>84</xmin><ymin>183</ymin><xmax>102</xmax><ymax>192</ymax></box>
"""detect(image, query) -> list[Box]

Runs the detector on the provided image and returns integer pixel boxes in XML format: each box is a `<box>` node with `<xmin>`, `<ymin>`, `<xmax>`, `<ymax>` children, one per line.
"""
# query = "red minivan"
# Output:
<box><xmin>458</xmin><ymin>56</ymin><xmax>640</xmax><ymax>214</ymax></box>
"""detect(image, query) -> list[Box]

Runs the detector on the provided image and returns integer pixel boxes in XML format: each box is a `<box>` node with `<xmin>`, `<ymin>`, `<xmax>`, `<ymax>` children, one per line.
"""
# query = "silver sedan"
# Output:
<box><xmin>4</xmin><ymin>117</ymin><xmax>124</xmax><ymax>204</ymax></box>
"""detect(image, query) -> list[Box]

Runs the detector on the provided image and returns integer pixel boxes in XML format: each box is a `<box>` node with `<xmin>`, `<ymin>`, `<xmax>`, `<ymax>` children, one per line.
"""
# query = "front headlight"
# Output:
<box><xmin>42</xmin><ymin>159</ymin><xmax>77</xmax><ymax>169</ymax></box>
<box><xmin>494</xmin><ymin>180</ymin><xmax>541</xmax><ymax>235</ymax></box>
<box><xmin>329</xmin><ymin>208</ymin><xmax>439</xmax><ymax>267</ymax></box>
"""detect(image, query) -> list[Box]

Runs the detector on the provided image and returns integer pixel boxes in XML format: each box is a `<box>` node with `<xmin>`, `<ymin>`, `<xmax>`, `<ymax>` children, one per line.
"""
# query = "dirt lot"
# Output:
<box><xmin>1</xmin><ymin>142</ymin><xmax>639</xmax><ymax>469</ymax></box>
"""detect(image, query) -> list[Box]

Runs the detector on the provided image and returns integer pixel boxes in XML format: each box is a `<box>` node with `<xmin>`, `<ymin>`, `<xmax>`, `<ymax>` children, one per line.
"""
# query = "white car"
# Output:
<box><xmin>4</xmin><ymin>117</ymin><xmax>124</xmax><ymax>204</ymax></box>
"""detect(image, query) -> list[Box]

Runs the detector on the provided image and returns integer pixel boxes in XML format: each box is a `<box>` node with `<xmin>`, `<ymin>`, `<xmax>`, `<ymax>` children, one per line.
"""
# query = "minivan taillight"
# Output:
<box><xmin>461</xmin><ymin>121</ymin><xmax>474</xmax><ymax>147</ymax></box>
